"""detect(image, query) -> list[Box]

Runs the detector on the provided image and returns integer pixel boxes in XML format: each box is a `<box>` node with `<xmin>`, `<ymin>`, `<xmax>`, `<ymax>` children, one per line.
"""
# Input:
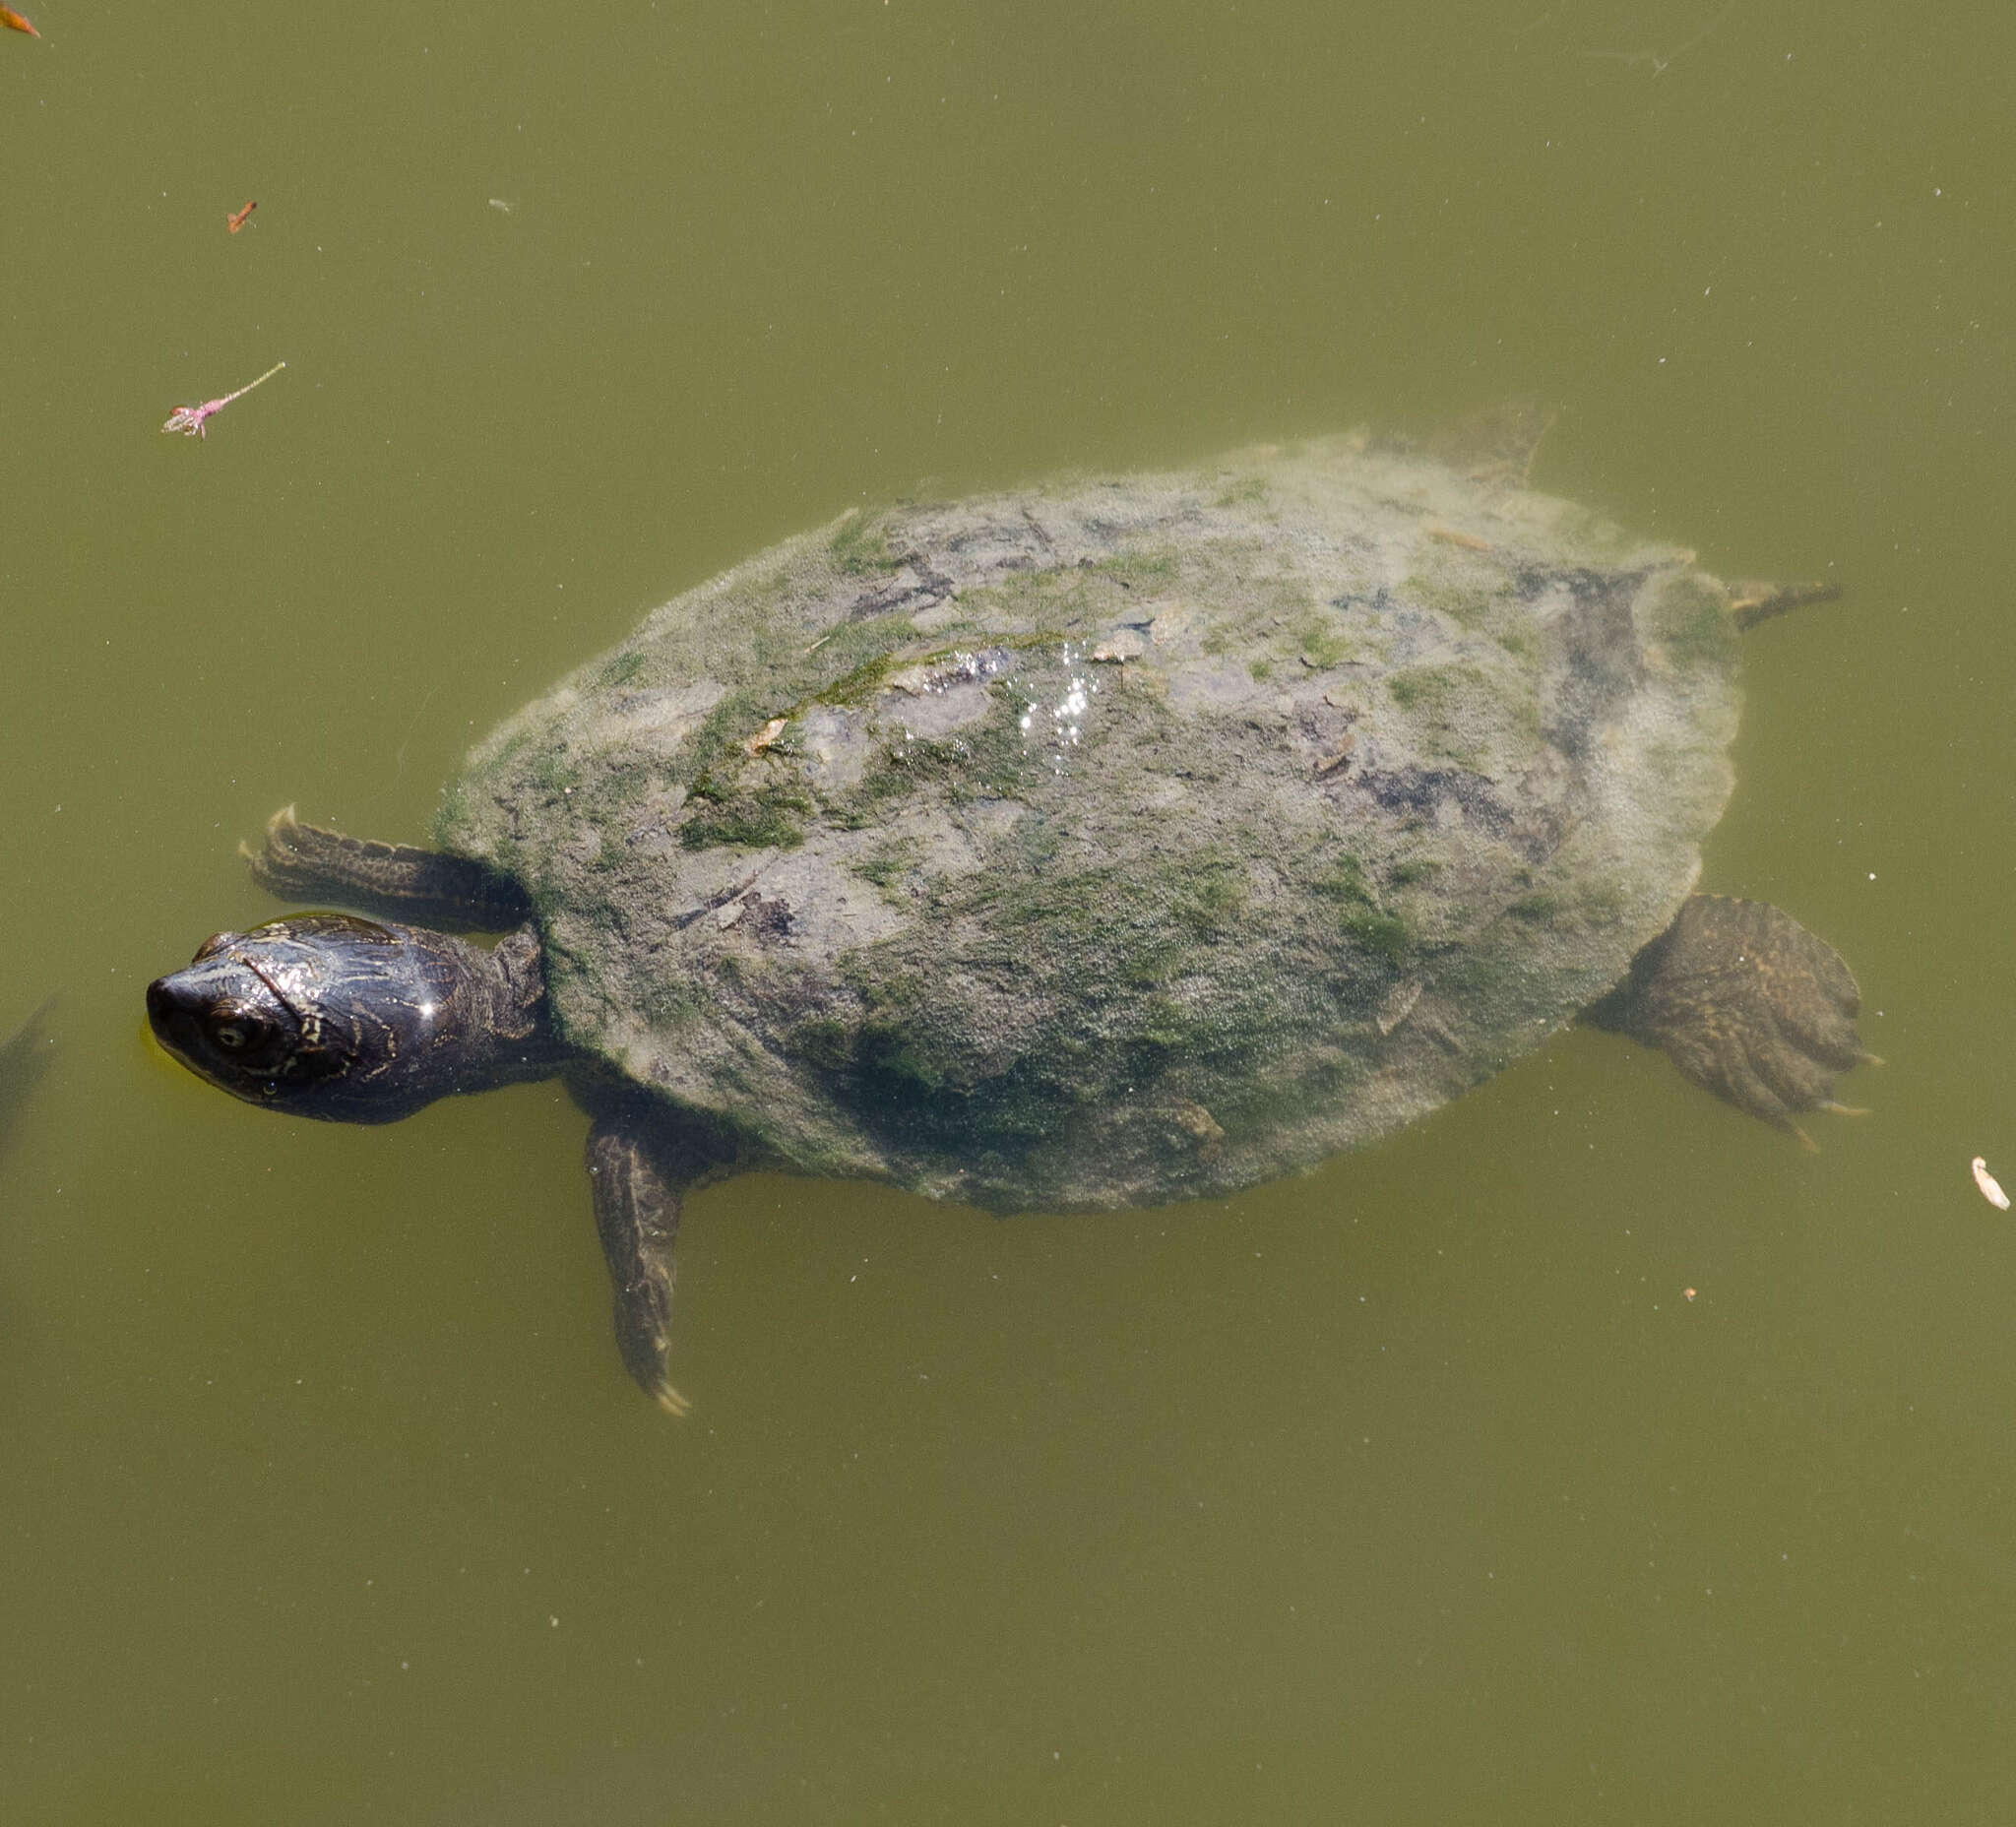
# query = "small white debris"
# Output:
<box><xmin>1972</xmin><ymin>1157</ymin><xmax>2009</xmax><ymax>1211</ymax></box>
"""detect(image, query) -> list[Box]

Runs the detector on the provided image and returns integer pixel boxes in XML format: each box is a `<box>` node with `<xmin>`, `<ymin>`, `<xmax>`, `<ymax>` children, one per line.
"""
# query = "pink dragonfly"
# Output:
<box><xmin>161</xmin><ymin>360</ymin><xmax>286</xmax><ymax>440</ymax></box>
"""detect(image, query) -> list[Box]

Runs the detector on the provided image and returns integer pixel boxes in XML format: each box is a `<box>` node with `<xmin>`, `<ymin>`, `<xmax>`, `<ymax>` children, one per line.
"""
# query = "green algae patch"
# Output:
<box><xmin>1294</xmin><ymin>616</ymin><xmax>1358</xmax><ymax>668</ymax></box>
<box><xmin>850</xmin><ymin>839</ymin><xmax>921</xmax><ymax>900</ymax></box>
<box><xmin>1386</xmin><ymin>661</ymin><xmax>1542</xmax><ymax>767</ymax></box>
<box><xmin>679</xmin><ymin>777</ymin><xmax>813</xmax><ymax>851</ymax></box>
<box><xmin>1213</xmin><ymin>475</ymin><xmax>1272</xmax><ymax>509</ymax></box>
<box><xmin>811</xmin><ymin>637</ymin><xmax>911</xmax><ymax>709</ymax></box>
<box><xmin>1647</xmin><ymin>572</ymin><xmax>1739</xmax><ymax>673</ymax></box>
<box><xmin>1401</xmin><ymin>560</ymin><xmax>1503</xmax><ymax>632</ymax></box>
<box><xmin>829</xmin><ymin>510</ymin><xmax>901</xmax><ymax>577</ymax></box>
<box><xmin>596</xmin><ymin>650</ymin><xmax>647</xmax><ymax>691</ymax></box>
<box><xmin>1312</xmin><ymin>853</ymin><xmax>1412</xmax><ymax>965</ymax></box>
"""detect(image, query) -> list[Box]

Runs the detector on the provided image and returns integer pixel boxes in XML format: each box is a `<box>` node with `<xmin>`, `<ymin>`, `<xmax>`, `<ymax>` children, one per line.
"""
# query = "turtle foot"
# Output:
<box><xmin>244</xmin><ymin>805</ymin><xmax>531</xmax><ymax>930</ymax></box>
<box><xmin>587</xmin><ymin>1120</ymin><xmax>687</xmax><ymax>1417</ymax></box>
<box><xmin>1598</xmin><ymin>894</ymin><xmax>1867</xmax><ymax>1134</ymax></box>
<box><xmin>584</xmin><ymin>1104</ymin><xmax>739</xmax><ymax>1418</ymax></box>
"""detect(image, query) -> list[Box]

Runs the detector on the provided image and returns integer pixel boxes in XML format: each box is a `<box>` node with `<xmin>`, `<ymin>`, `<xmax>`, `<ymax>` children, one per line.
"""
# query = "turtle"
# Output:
<box><xmin>145</xmin><ymin>428</ymin><xmax>1871</xmax><ymax>1413</ymax></box>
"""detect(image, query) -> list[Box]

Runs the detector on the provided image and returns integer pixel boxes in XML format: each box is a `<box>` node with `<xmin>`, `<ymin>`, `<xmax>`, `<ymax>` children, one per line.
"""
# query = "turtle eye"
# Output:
<box><xmin>208</xmin><ymin>1008</ymin><xmax>275</xmax><ymax>1054</ymax></box>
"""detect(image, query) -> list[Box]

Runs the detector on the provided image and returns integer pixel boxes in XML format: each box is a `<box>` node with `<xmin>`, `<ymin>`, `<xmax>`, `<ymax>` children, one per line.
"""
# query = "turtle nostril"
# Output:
<box><xmin>146</xmin><ymin>976</ymin><xmax>200</xmax><ymax>1040</ymax></box>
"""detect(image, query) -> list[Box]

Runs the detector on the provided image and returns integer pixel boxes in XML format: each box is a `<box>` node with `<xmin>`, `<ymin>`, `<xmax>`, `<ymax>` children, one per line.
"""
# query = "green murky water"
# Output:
<box><xmin>6</xmin><ymin>2</ymin><xmax>2016</xmax><ymax>1819</ymax></box>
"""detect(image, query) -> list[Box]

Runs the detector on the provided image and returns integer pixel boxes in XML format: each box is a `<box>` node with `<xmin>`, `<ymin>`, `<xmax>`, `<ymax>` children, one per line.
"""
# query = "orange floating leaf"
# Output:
<box><xmin>226</xmin><ymin>200</ymin><xmax>258</xmax><ymax>235</ymax></box>
<box><xmin>0</xmin><ymin>8</ymin><xmax>39</xmax><ymax>36</ymax></box>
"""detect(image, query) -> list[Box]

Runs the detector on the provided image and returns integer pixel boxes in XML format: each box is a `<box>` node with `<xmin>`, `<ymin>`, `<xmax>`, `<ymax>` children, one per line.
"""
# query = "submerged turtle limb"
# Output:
<box><xmin>582</xmin><ymin>1097</ymin><xmax>739</xmax><ymax>1418</ymax></box>
<box><xmin>0</xmin><ymin>992</ymin><xmax>56</xmax><ymax>1155</ymax></box>
<box><xmin>1728</xmin><ymin>577</ymin><xmax>1842</xmax><ymax>633</ymax></box>
<box><xmin>1586</xmin><ymin>895</ymin><xmax>1870</xmax><ymax>1137</ymax></box>
<box><xmin>245</xmin><ymin>806</ymin><xmax>531</xmax><ymax>931</ymax></box>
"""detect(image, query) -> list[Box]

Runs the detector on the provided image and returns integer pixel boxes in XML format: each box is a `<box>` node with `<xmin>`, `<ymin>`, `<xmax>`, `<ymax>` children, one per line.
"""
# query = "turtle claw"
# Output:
<box><xmin>236</xmin><ymin>803</ymin><xmax>293</xmax><ymax>873</ymax></box>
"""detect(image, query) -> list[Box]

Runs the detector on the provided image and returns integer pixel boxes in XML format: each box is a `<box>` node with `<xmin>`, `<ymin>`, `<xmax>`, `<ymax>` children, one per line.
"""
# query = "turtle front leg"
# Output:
<box><xmin>584</xmin><ymin>1103</ymin><xmax>736</xmax><ymax>1417</ymax></box>
<box><xmin>1588</xmin><ymin>894</ymin><xmax>1874</xmax><ymax>1140</ymax></box>
<box><xmin>244</xmin><ymin>805</ymin><xmax>531</xmax><ymax>931</ymax></box>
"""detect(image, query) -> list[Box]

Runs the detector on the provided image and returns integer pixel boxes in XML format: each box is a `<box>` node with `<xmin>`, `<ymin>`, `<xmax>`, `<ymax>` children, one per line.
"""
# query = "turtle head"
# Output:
<box><xmin>147</xmin><ymin>913</ymin><xmax>550</xmax><ymax>1123</ymax></box>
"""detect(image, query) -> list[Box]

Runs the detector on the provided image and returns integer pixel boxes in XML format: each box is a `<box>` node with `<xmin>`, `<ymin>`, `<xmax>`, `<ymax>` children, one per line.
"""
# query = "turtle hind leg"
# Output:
<box><xmin>243</xmin><ymin>805</ymin><xmax>531</xmax><ymax>931</ymax></box>
<box><xmin>1594</xmin><ymin>894</ymin><xmax>1870</xmax><ymax>1137</ymax></box>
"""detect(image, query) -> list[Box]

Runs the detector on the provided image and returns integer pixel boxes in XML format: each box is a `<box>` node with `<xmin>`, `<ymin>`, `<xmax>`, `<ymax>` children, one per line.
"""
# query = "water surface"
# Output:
<box><xmin>5</xmin><ymin>2</ymin><xmax>2015</xmax><ymax>1820</ymax></box>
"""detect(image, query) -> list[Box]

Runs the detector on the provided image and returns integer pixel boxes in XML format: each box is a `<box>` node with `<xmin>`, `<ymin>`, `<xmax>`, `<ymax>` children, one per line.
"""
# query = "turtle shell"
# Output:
<box><xmin>438</xmin><ymin>434</ymin><xmax>1740</xmax><ymax>1211</ymax></box>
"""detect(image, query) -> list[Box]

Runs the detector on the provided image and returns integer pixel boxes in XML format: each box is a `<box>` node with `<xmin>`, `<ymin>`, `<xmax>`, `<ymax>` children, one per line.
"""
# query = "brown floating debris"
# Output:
<box><xmin>1315</xmin><ymin>732</ymin><xmax>1355</xmax><ymax>776</ymax></box>
<box><xmin>741</xmin><ymin>717</ymin><xmax>788</xmax><ymax>756</ymax></box>
<box><xmin>227</xmin><ymin>200</ymin><xmax>258</xmax><ymax>234</ymax></box>
<box><xmin>1166</xmin><ymin>1100</ymin><xmax>1225</xmax><ymax>1163</ymax></box>
<box><xmin>1426</xmin><ymin>525</ymin><xmax>1491</xmax><ymax>551</ymax></box>
<box><xmin>1</xmin><ymin>8</ymin><xmax>39</xmax><ymax>37</ymax></box>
